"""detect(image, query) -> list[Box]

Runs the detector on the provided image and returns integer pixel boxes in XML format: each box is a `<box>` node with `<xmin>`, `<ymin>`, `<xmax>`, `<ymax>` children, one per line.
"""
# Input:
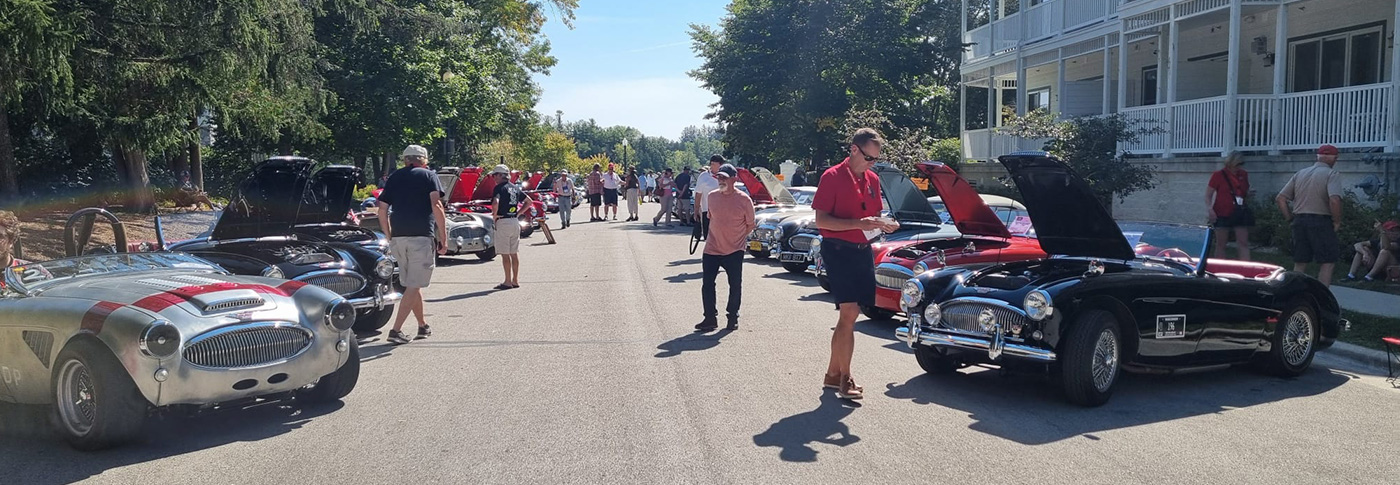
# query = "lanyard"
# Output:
<box><xmin>846</xmin><ymin>162</ymin><xmax>873</xmax><ymax>211</ymax></box>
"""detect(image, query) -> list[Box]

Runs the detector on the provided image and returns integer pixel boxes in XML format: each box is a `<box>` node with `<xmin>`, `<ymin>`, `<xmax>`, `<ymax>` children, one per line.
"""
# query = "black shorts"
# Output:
<box><xmin>820</xmin><ymin>238</ymin><xmax>876</xmax><ymax>309</ymax></box>
<box><xmin>603</xmin><ymin>188</ymin><xmax>619</xmax><ymax>205</ymax></box>
<box><xmin>588</xmin><ymin>194</ymin><xmax>602</xmax><ymax>206</ymax></box>
<box><xmin>1291</xmin><ymin>214</ymin><xmax>1340</xmax><ymax>263</ymax></box>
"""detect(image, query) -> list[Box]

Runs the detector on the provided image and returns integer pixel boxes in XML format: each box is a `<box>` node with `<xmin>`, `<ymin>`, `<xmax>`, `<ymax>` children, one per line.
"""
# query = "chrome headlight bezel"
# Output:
<box><xmin>261</xmin><ymin>265</ymin><xmax>284</xmax><ymax>280</ymax></box>
<box><xmin>325</xmin><ymin>299</ymin><xmax>356</xmax><ymax>331</ymax></box>
<box><xmin>771</xmin><ymin>226</ymin><xmax>784</xmax><ymax>242</ymax></box>
<box><xmin>912</xmin><ymin>261</ymin><xmax>929</xmax><ymax>275</ymax></box>
<box><xmin>923</xmin><ymin>303</ymin><xmax>942</xmax><ymax>326</ymax></box>
<box><xmin>139</xmin><ymin>320</ymin><xmax>181</xmax><ymax>358</ymax></box>
<box><xmin>900</xmin><ymin>279</ymin><xmax>924</xmax><ymax>311</ymax></box>
<box><xmin>1024</xmin><ymin>290</ymin><xmax>1053</xmax><ymax>321</ymax></box>
<box><xmin>374</xmin><ymin>257</ymin><xmax>395</xmax><ymax>279</ymax></box>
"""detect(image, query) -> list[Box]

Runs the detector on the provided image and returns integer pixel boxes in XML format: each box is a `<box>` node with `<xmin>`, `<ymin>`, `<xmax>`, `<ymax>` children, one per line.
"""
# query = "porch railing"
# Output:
<box><xmin>1275</xmin><ymin>84</ymin><xmax>1393</xmax><ymax>150</ymax></box>
<box><xmin>1120</xmin><ymin>105</ymin><xmax>1170</xmax><ymax>154</ymax></box>
<box><xmin>962</xmin><ymin>129</ymin><xmax>1047</xmax><ymax>161</ymax></box>
<box><xmin>963</xmin><ymin>0</ymin><xmax>1118</xmax><ymax>63</ymax></box>
<box><xmin>1171</xmin><ymin>96</ymin><xmax>1227</xmax><ymax>153</ymax></box>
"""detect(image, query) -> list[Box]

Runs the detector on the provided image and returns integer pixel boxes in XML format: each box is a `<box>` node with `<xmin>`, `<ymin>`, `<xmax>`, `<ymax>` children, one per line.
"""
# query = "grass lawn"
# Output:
<box><xmin>1248</xmin><ymin>246</ymin><xmax>1400</xmax><ymax>297</ymax></box>
<box><xmin>1339</xmin><ymin>310</ymin><xmax>1400</xmax><ymax>351</ymax></box>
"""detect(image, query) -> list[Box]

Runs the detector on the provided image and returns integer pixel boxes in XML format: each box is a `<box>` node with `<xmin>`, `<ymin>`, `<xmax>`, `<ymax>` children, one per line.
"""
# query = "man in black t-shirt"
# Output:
<box><xmin>674</xmin><ymin>167</ymin><xmax>693</xmax><ymax>226</ymax></box>
<box><xmin>490</xmin><ymin>164</ymin><xmax>524</xmax><ymax>289</ymax></box>
<box><xmin>375</xmin><ymin>144</ymin><xmax>447</xmax><ymax>344</ymax></box>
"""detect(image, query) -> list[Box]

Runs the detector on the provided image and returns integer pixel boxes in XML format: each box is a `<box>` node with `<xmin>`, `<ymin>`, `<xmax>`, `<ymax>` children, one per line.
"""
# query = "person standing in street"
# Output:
<box><xmin>696</xmin><ymin>164</ymin><xmax>755</xmax><ymax>332</ymax></box>
<box><xmin>1276</xmin><ymin>144</ymin><xmax>1346</xmax><ymax>286</ymax></box>
<box><xmin>1205</xmin><ymin>151</ymin><xmax>1252</xmax><ymax>260</ymax></box>
<box><xmin>602</xmin><ymin>164</ymin><xmax>623</xmax><ymax>220</ymax></box>
<box><xmin>624</xmin><ymin>167</ymin><xmax>641</xmax><ymax>221</ymax></box>
<box><xmin>376</xmin><ymin>144</ymin><xmax>448</xmax><ymax>345</ymax></box>
<box><xmin>693</xmin><ymin>156</ymin><xmax>723</xmax><ymax>239</ymax></box>
<box><xmin>675</xmin><ymin>167</ymin><xmax>694</xmax><ymax>226</ymax></box>
<box><xmin>553</xmin><ymin>169</ymin><xmax>575</xmax><ymax>228</ymax></box>
<box><xmin>653</xmin><ymin>168</ymin><xmax>677</xmax><ymax>227</ymax></box>
<box><xmin>587</xmin><ymin>164</ymin><xmax>604</xmax><ymax>221</ymax></box>
<box><xmin>490</xmin><ymin>164</ymin><xmax>524</xmax><ymax>289</ymax></box>
<box><xmin>814</xmin><ymin>128</ymin><xmax>899</xmax><ymax>399</ymax></box>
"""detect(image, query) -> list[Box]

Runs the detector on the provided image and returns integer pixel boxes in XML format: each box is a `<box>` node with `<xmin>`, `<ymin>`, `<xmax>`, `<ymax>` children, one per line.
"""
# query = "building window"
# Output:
<box><xmin>1288</xmin><ymin>25</ymin><xmax>1384</xmax><ymax>92</ymax></box>
<box><xmin>1027</xmin><ymin>88</ymin><xmax>1051</xmax><ymax>112</ymax></box>
<box><xmin>1141</xmin><ymin>66</ymin><xmax>1158</xmax><ymax>105</ymax></box>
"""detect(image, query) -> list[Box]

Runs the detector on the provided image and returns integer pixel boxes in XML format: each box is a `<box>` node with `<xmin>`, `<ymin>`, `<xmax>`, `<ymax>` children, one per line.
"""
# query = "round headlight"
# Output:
<box><xmin>483</xmin><ymin>234</ymin><xmax>492</xmax><ymax>245</ymax></box>
<box><xmin>139</xmin><ymin>320</ymin><xmax>181</xmax><ymax>358</ymax></box>
<box><xmin>912</xmin><ymin>261</ymin><xmax>929</xmax><ymax>275</ymax></box>
<box><xmin>1024</xmin><ymin>290</ymin><xmax>1053</xmax><ymax>321</ymax></box>
<box><xmin>261</xmin><ymin>265</ymin><xmax>284</xmax><ymax>280</ymax></box>
<box><xmin>325</xmin><ymin>300</ymin><xmax>356</xmax><ymax>331</ymax></box>
<box><xmin>772</xmin><ymin>226</ymin><xmax>784</xmax><ymax>241</ymax></box>
<box><xmin>923</xmin><ymin>304</ymin><xmax>942</xmax><ymax>326</ymax></box>
<box><xmin>900</xmin><ymin>279</ymin><xmax>924</xmax><ymax>311</ymax></box>
<box><xmin>375</xmin><ymin>257</ymin><xmax>395</xmax><ymax>279</ymax></box>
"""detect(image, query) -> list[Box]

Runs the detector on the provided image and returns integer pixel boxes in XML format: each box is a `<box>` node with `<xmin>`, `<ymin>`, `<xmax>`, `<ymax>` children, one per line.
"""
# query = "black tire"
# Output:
<box><xmin>1258</xmin><ymin>301</ymin><xmax>1318</xmax><ymax>377</ymax></box>
<box><xmin>914</xmin><ymin>345</ymin><xmax>959</xmax><ymax>375</ymax></box>
<box><xmin>520</xmin><ymin>225</ymin><xmax>534</xmax><ymax>238</ymax></box>
<box><xmin>51</xmin><ymin>339</ymin><xmax>148</xmax><ymax>450</ymax></box>
<box><xmin>749</xmin><ymin>249</ymin><xmax>769</xmax><ymax>259</ymax></box>
<box><xmin>476</xmin><ymin>247</ymin><xmax>497</xmax><ymax>261</ymax></box>
<box><xmin>304</xmin><ymin>337</ymin><xmax>360</xmax><ymax>403</ymax></box>
<box><xmin>816</xmin><ymin>273</ymin><xmax>831</xmax><ymax>292</ymax></box>
<box><xmin>1058</xmin><ymin>310</ymin><xmax>1121</xmax><ymax>407</ymax></box>
<box><xmin>781</xmin><ymin>261</ymin><xmax>807</xmax><ymax>274</ymax></box>
<box><xmin>352</xmin><ymin>306</ymin><xmax>393</xmax><ymax>332</ymax></box>
<box><xmin>861</xmin><ymin>305</ymin><xmax>897</xmax><ymax>321</ymax></box>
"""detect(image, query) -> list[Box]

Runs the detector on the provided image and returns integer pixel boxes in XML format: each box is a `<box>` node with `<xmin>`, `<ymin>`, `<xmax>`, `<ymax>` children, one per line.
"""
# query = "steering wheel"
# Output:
<box><xmin>1157</xmin><ymin>248</ymin><xmax>1190</xmax><ymax>258</ymax></box>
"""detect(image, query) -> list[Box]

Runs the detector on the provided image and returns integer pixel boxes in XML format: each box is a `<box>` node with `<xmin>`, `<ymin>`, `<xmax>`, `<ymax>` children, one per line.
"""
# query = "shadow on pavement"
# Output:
<box><xmin>753</xmin><ymin>392</ymin><xmax>862</xmax><ymax>462</ymax></box>
<box><xmin>427</xmin><ymin>288</ymin><xmax>500</xmax><ymax>302</ymax></box>
<box><xmin>762</xmin><ymin>271</ymin><xmax>819</xmax><ymax>288</ymax></box>
<box><xmin>664</xmin><ymin>272</ymin><xmax>703</xmax><ymax>283</ymax></box>
<box><xmin>798</xmin><ymin>293</ymin><xmax>834</xmax><ymax>304</ymax></box>
<box><xmin>0</xmin><ymin>399</ymin><xmax>346</xmax><ymax>484</ymax></box>
<box><xmin>882</xmin><ymin>365</ymin><xmax>1351</xmax><ymax>445</ymax></box>
<box><xmin>852</xmin><ymin>319</ymin><xmax>914</xmax><ymax>355</ymax></box>
<box><xmin>668</xmin><ymin>258</ymin><xmax>701</xmax><ymax>266</ymax></box>
<box><xmin>436</xmin><ymin>257</ymin><xmax>493</xmax><ymax>267</ymax></box>
<box><xmin>655</xmin><ymin>328</ymin><xmax>736</xmax><ymax>358</ymax></box>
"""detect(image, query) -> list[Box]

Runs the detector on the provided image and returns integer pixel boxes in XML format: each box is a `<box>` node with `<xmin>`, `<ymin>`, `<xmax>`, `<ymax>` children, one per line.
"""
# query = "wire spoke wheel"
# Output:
<box><xmin>1282</xmin><ymin>310</ymin><xmax>1315</xmax><ymax>367</ymax></box>
<box><xmin>1091</xmin><ymin>329</ymin><xmax>1119</xmax><ymax>392</ymax></box>
<box><xmin>57</xmin><ymin>359</ymin><xmax>97</xmax><ymax>437</ymax></box>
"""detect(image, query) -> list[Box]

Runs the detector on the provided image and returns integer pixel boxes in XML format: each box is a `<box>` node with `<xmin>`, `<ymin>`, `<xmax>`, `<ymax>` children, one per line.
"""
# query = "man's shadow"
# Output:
<box><xmin>655</xmin><ymin>328</ymin><xmax>734</xmax><ymax>357</ymax></box>
<box><xmin>752</xmin><ymin>392</ymin><xmax>861</xmax><ymax>462</ymax></box>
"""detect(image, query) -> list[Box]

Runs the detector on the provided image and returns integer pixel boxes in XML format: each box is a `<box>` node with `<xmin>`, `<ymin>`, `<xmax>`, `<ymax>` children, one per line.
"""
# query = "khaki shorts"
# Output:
<box><xmin>390</xmin><ymin>236</ymin><xmax>436</xmax><ymax>288</ymax></box>
<box><xmin>495</xmin><ymin>218</ymin><xmax>521</xmax><ymax>254</ymax></box>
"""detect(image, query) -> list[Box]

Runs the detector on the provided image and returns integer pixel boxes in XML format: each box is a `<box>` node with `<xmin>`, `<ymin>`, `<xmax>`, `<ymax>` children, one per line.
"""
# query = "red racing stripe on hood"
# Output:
<box><xmin>81</xmin><ymin>301</ymin><xmax>124</xmax><ymax>334</ymax></box>
<box><xmin>133</xmin><ymin>282</ymin><xmax>290</xmax><ymax>312</ymax></box>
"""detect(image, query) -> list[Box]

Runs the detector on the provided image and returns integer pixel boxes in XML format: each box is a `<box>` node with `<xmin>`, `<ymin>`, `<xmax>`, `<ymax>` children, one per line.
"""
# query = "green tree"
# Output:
<box><xmin>1000</xmin><ymin>111</ymin><xmax>1159</xmax><ymax>208</ymax></box>
<box><xmin>0</xmin><ymin>0</ymin><xmax>79</xmax><ymax>201</ymax></box>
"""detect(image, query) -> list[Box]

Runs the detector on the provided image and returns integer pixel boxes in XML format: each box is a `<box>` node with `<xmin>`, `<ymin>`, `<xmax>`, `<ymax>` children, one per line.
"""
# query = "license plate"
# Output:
<box><xmin>748</xmin><ymin>241</ymin><xmax>763</xmax><ymax>251</ymax></box>
<box><xmin>779</xmin><ymin>253</ymin><xmax>805</xmax><ymax>262</ymax></box>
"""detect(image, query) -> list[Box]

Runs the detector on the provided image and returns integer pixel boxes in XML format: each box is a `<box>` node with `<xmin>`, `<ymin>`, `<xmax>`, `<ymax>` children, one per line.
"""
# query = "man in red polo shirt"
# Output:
<box><xmin>813</xmin><ymin>128</ymin><xmax>899</xmax><ymax>400</ymax></box>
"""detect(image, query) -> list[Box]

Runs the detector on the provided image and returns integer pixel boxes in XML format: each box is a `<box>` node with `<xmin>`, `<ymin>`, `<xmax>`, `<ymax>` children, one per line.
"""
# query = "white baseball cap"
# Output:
<box><xmin>492</xmin><ymin>164</ymin><xmax>510</xmax><ymax>175</ymax></box>
<box><xmin>401</xmin><ymin>145</ymin><xmax>429</xmax><ymax>158</ymax></box>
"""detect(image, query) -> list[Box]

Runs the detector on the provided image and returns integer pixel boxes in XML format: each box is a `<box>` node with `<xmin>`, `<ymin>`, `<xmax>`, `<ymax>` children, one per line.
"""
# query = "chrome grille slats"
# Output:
<box><xmin>875</xmin><ymin>264</ymin><xmax>915</xmax><ymax>290</ymax></box>
<box><xmin>203</xmin><ymin>297</ymin><xmax>266</xmax><ymax>313</ymax></box>
<box><xmin>938</xmin><ymin>299</ymin><xmax>1030</xmax><ymax>335</ymax></box>
<box><xmin>182</xmin><ymin>323</ymin><xmax>312</xmax><ymax>369</ymax></box>
<box><xmin>450</xmin><ymin>226</ymin><xmax>487</xmax><ymax>239</ymax></box>
<box><xmin>788</xmin><ymin>235</ymin><xmax>815</xmax><ymax>252</ymax></box>
<box><xmin>295</xmin><ymin>271</ymin><xmax>366</xmax><ymax>296</ymax></box>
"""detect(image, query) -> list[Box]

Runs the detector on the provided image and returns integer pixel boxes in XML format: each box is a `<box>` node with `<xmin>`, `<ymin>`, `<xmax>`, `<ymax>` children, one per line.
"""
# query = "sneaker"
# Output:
<box><xmin>416</xmin><ymin>325</ymin><xmax>432</xmax><ymax>340</ymax></box>
<box><xmin>726</xmin><ymin>317</ymin><xmax>739</xmax><ymax>330</ymax></box>
<box><xmin>837</xmin><ymin>375</ymin><xmax>864</xmax><ymax>400</ymax></box>
<box><xmin>823</xmin><ymin>373</ymin><xmax>864</xmax><ymax>391</ymax></box>
<box><xmin>387</xmin><ymin>330</ymin><xmax>411</xmax><ymax>345</ymax></box>
<box><xmin>694</xmin><ymin>317</ymin><xmax>718</xmax><ymax>332</ymax></box>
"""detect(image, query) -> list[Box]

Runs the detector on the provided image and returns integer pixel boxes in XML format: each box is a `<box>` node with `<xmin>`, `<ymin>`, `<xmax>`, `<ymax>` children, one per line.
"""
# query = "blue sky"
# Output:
<box><xmin>534</xmin><ymin>0</ymin><xmax>730</xmax><ymax>141</ymax></box>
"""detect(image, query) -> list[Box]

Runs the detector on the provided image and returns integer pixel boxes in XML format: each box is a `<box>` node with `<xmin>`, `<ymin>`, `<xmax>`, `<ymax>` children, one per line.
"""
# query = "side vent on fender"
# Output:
<box><xmin>22</xmin><ymin>331</ymin><xmax>54</xmax><ymax>368</ymax></box>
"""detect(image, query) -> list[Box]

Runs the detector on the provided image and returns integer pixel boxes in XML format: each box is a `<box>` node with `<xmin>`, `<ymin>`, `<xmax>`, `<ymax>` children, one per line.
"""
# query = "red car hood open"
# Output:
<box><xmin>915</xmin><ymin>162</ymin><xmax>1010</xmax><ymax>238</ymax></box>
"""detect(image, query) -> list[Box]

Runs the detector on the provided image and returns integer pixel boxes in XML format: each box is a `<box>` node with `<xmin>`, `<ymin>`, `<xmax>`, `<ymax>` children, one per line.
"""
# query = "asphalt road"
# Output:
<box><xmin>3</xmin><ymin>216</ymin><xmax>1400</xmax><ymax>484</ymax></box>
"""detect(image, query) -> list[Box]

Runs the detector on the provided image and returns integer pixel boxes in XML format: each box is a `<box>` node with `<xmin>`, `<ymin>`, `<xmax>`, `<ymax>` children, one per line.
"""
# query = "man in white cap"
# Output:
<box><xmin>490</xmin><ymin>164</ymin><xmax>524</xmax><ymax>289</ymax></box>
<box><xmin>376</xmin><ymin>144</ymin><xmax>447</xmax><ymax>345</ymax></box>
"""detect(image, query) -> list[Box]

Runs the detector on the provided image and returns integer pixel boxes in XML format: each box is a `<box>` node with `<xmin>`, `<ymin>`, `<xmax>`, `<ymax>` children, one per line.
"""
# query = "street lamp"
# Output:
<box><xmin>621</xmin><ymin>138</ymin><xmax>630</xmax><ymax>168</ymax></box>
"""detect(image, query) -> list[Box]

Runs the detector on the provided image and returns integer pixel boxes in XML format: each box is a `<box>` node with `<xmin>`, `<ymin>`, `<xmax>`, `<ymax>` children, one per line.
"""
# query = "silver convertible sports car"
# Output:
<box><xmin>0</xmin><ymin>252</ymin><xmax>360</xmax><ymax>450</ymax></box>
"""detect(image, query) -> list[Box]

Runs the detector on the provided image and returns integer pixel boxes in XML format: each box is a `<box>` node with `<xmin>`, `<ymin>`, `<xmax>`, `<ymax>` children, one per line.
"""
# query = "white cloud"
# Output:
<box><xmin>537</xmin><ymin>77</ymin><xmax>719</xmax><ymax>140</ymax></box>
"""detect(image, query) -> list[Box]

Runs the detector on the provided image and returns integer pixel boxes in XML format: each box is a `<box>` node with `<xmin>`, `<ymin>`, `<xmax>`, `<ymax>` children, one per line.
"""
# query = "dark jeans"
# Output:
<box><xmin>702</xmin><ymin>250</ymin><xmax>744</xmax><ymax>320</ymax></box>
<box><xmin>1291</xmin><ymin>214</ymin><xmax>1340</xmax><ymax>263</ymax></box>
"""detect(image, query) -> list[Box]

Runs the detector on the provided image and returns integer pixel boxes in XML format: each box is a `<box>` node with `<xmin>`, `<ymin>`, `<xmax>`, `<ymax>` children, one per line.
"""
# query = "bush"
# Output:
<box><xmin>354</xmin><ymin>184</ymin><xmax>379</xmax><ymax>201</ymax></box>
<box><xmin>1252</xmin><ymin>192</ymin><xmax>1400</xmax><ymax>263</ymax></box>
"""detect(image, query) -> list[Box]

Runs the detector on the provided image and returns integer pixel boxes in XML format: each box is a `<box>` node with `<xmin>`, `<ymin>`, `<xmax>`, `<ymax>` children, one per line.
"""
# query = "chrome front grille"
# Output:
<box><xmin>875</xmin><ymin>265</ymin><xmax>915</xmax><ymax>290</ymax></box>
<box><xmin>939</xmin><ymin>300</ymin><xmax>1030</xmax><ymax>335</ymax></box>
<box><xmin>451</xmin><ymin>225</ymin><xmax>488</xmax><ymax>239</ymax></box>
<box><xmin>183</xmin><ymin>323</ymin><xmax>313</xmax><ymax>369</ymax></box>
<box><xmin>297</xmin><ymin>271</ymin><xmax>366</xmax><ymax>296</ymax></box>
<box><xmin>788</xmin><ymin>235</ymin><xmax>816</xmax><ymax>252</ymax></box>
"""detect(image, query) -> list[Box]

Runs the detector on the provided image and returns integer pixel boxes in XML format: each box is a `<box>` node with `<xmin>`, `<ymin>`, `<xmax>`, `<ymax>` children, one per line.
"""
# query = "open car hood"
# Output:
<box><xmin>213</xmin><ymin>157</ymin><xmax>315</xmax><ymax>240</ymax></box>
<box><xmin>738</xmin><ymin>168</ymin><xmax>796</xmax><ymax>206</ymax></box>
<box><xmin>297</xmin><ymin>165</ymin><xmax>361</xmax><ymax>225</ymax></box>
<box><xmin>873</xmin><ymin>163</ymin><xmax>940</xmax><ymax>225</ymax></box>
<box><xmin>471</xmin><ymin>168</ymin><xmax>497</xmax><ymax>201</ymax></box>
<box><xmin>438</xmin><ymin>167</ymin><xmax>485</xmax><ymax>205</ymax></box>
<box><xmin>915</xmin><ymin>162</ymin><xmax>1010</xmax><ymax>238</ymax></box>
<box><xmin>524</xmin><ymin>172</ymin><xmax>544</xmax><ymax>190</ymax></box>
<box><xmin>998</xmin><ymin>152</ymin><xmax>1133</xmax><ymax>260</ymax></box>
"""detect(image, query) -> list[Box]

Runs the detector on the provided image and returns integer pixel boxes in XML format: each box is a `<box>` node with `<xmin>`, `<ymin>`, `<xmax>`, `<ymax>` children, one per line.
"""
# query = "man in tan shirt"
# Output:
<box><xmin>1275</xmin><ymin>144</ymin><xmax>1345</xmax><ymax>285</ymax></box>
<box><xmin>696</xmin><ymin>164</ymin><xmax>755</xmax><ymax>332</ymax></box>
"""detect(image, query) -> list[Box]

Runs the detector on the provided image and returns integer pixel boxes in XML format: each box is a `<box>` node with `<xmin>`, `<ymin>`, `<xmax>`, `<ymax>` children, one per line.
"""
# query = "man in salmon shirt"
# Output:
<box><xmin>813</xmin><ymin>128</ymin><xmax>899</xmax><ymax>400</ymax></box>
<box><xmin>695</xmin><ymin>164</ymin><xmax>755</xmax><ymax>332</ymax></box>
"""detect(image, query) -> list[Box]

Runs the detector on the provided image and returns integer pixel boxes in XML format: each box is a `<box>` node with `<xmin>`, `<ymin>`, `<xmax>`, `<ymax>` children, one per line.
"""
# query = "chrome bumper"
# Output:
<box><xmin>897</xmin><ymin>316</ymin><xmax>1057</xmax><ymax>363</ymax></box>
<box><xmin>450</xmin><ymin>236</ymin><xmax>491</xmax><ymax>253</ymax></box>
<box><xmin>348</xmin><ymin>284</ymin><xmax>402</xmax><ymax>310</ymax></box>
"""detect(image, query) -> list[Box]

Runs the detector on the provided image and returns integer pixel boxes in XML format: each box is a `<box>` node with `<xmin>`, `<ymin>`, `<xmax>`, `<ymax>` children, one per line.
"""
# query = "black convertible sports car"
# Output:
<box><xmin>167</xmin><ymin>157</ymin><xmax>402</xmax><ymax>332</ymax></box>
<box><xmin>895</xmin><ymin>152</ymin><xmax>1347</xmax><ymax>406</ymax></box>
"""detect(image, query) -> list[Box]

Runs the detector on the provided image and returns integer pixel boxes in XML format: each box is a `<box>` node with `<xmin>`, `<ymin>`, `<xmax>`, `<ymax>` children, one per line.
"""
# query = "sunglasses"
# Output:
<box><xmin>855</xmin><ymin>145</ymin><xmax>879</xmax><ymax>162</ymax></box>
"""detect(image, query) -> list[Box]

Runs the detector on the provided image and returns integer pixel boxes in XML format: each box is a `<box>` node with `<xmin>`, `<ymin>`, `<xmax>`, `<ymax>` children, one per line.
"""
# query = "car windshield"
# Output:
<box><xmin>1120</xmin><ymin>221</ymin><xmax>1210</xmax><ymax>270</ymax></box>
<box><xmin>3</xmin><ymin>253</ymin><xmax>224</xmax><ymax>294</ymax></box>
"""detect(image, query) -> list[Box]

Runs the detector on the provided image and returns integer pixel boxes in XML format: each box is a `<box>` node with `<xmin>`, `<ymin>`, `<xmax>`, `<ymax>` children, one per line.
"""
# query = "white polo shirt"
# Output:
<box><xmin>695</xmin><ymin>170</ymin><xmax>720</xmax><ymax>212</ymax></box>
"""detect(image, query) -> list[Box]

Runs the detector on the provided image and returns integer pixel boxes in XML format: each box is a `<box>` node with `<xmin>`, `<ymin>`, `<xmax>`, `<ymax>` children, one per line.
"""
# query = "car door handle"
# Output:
<box><xmin>1140</xmin><ymin>297</ymin><xmax>1178</xmax><ymax>304</ymax></box>
<box><xmin>1256</xmin><ymin>290</ymin><xmax>1273</xmax><ymax>297</ymax></box>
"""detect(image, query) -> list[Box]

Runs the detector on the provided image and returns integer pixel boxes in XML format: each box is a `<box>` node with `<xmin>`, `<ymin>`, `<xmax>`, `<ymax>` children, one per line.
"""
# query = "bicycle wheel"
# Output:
<box><xmin>689</xmin><ymin>221</ymin><xmax>702</xmax><ymax>255</ymax></box>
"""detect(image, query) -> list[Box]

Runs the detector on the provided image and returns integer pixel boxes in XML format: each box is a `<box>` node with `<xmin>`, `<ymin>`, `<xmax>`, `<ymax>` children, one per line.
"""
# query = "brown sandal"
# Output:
<box><xmin>837</xmin><ymin>375</ymin><xmax>864</xmax><ymax>400</ymax></box>
<box><xmin>824</xmin><ymin>373</ymin><xmax>864</xmax><ymax>391</ymax></box>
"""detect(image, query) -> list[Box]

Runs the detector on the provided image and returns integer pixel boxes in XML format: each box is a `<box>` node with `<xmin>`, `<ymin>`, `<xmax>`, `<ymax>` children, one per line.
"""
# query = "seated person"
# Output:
<box><xmin>0</xmin><ymin>211</ymin><xmax>26</xmax><ymax>290</ymax></box>
<box><xmin>176</xmin><ymin>171</ymin><xmax>219</xmax><ymax>211</ymax></box>
<box><xmin>1346</xmin><ymin>220</ymin><xmax>1400</xmax><ymax>281</ymax></box>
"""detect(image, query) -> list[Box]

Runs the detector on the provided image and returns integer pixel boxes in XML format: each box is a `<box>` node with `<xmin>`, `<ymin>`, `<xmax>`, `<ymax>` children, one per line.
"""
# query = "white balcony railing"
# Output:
<box><xmin>963</xmin><ymin>0</ymin><xmax>1118</xmax><ymax>63</ymax></box>
<box><xmin>1171</xmin><ymin>96</ymin><xmax>1227</xmax><ymax>152</ymax></box>
<box><xmin>962</xmin><ymin>129</ymin><xmax>1047</xmax><ymax>161</ymax></box>
<box><xmin>1276</xmin><ymin>84</ymin><xmax>1393</xmax><ymax>150</ymax></box>
<box><xmin>1121</xmin><ymin>105</ymin><xmax>1170</xmax><ymax>154</ymax></box>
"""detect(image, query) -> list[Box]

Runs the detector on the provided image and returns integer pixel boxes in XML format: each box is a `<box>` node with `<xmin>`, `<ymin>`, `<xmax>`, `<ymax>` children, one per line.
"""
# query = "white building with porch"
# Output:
<box><xmin>956</xmin><ymin>0</ymin><xmax>1400</xmax><ymax>221</ymax></box>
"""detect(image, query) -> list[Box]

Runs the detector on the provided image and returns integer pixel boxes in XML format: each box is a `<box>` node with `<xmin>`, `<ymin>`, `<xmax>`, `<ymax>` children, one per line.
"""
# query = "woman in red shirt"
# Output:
<box><xmin>1205</xmin><ymin>151</ymin><xmax>1252</xmax><ymax>260</ymax></box>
